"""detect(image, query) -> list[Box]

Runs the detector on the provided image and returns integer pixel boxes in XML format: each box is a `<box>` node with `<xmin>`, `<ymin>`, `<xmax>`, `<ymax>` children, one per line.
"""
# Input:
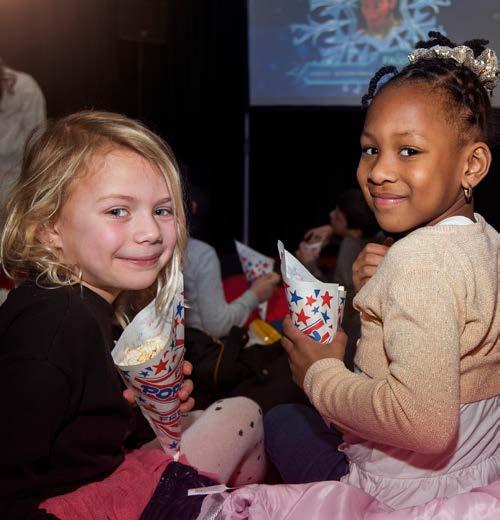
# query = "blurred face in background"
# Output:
<box><xmin>329</xmin><ymin>207</ymin><xmax>349</xmax><ymax>237</ymax></box>
<box><xmin>361</xmin><ymin>0</ymin><xmax>397</xmax><ymax>33</ymax></box>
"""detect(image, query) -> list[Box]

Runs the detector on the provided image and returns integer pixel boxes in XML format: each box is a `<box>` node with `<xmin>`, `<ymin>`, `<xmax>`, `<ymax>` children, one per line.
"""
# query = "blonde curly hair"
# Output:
<box><xmin>0</xmin><ymin>110</ymin><xmax>187</xmax><ymax>321</ymax></box>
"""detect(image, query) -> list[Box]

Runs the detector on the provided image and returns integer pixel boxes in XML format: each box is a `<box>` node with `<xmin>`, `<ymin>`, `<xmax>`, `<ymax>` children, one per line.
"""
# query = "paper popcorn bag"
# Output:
<box><xmin>112</xmin><ymin>277</ymin><xmax>185</xmax><ymax>456</ymax></box>
<box><xmin>278</xmin><ymin>241</ymin><xmax>345</xmax><ymax>343</ymax></box>
<box><xmin>235</xmin><ymin>240</ymin><xmax>275</xmax><ymax>320</ymax></box>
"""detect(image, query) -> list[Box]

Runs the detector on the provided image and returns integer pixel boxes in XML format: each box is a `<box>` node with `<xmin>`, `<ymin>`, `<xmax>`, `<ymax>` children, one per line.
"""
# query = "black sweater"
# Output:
<box><xmin>0</xmin><ymin>284</ymin><xmax>133</xmax><ymax>519</ymax></box>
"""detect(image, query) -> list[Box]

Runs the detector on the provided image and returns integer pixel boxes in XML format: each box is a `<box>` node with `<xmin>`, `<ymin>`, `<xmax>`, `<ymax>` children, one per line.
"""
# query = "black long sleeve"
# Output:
<box><xmin>0</xmin><ymin>284</ymin><xmax>132</xmax><ymax>519</ymax></box>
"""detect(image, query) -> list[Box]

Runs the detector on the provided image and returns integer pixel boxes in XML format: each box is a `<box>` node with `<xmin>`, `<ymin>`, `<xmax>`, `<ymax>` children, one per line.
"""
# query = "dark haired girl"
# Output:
<box><xmin>265</xmin><ymin>32</ymin><xmax>499</xmax><ymax>509</ymax></box>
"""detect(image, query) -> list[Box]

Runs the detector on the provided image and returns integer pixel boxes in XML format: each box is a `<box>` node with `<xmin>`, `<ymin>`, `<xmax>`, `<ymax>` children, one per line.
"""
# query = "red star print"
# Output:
<box><xmin>321</xmin><ymin>291</ymin><xmax>333</xmax><ymax>308</ymax></box>
<box><xmin>306</xmin><ymin>295</ymin><xmax>316</xmax><ymax>306</ymax></box>
<box><xmin>153</xmin><ymin>358</ymin><xmax>168</xmax><ymax>375</ymax></box>
<box><xmin>295</xmin><ymin>308</ymin><xmax>310</xmax><ymax>326</ymax></box>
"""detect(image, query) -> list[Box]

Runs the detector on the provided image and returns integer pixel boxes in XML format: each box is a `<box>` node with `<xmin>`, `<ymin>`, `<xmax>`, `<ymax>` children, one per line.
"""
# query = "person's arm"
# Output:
<box><xmin>19</xmin><ymin>76</ymin><xmax>46</xmax><ymax>141</ymax></box>
<box><xmin>303</xmin><ymin>224</ymin><xmax>333</xmax><ymax>243</ymax></box>
<box><xmin>194</xmin><ymin>246</ymin><xmax>259</xmax><ymax>338</ymax></box>
<box><xmin>0</xmin><ymin>359</ymin><xmax>68</xmax><ymax>519</ymax></box>
<box><xmin>302</xmin><ymin>253</ymin><xmax>461</xmax><ymax>454</ymax></box>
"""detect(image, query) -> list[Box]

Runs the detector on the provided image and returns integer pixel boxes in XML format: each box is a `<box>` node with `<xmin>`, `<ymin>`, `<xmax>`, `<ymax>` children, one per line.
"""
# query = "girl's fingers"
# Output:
<box><xmin>179</xmin><ymin>379</ymin><xmax>193</xmax><ymax>401</ymax></box>
<box><xmin>361</xmin><ymin>265</ymin><xmax>377</xmax><ymax>278</ymax></box>
<box><xmin>364</xmin><ymin>252</ymin><xmax>386</xmax><ymax>266</ymax></box>
<box><xmin>179</xmin><ymin>397</ymin><xmax>195</xmax><ymax>414</ymax></box>
<box><xmin>182</xmin><ymin>360</ymin><xmax>193</xmax><ymax>376</ymax></box>
<box><xmin>282</xmin><ymin>314</ymin><xmax>297</xmax><ymax>338</ymax></box>
<box><xmin>333</xmin><ymin>328</ymin><xmax>348</xmax><ymax>343</ymax></box>
<box><xmin>281</xmin><ymin>335</ymin><xmax>294</xmax><ymax>354</ymax></box>
<box><xmin>363</xmin><ymin>242</ymin><xmax>391</xmax><ymax>256</ymax></box>
<box><xmin>123</xmin><ymin>388</ymin><xmax>138</xmax><ymax>407</ymax></box>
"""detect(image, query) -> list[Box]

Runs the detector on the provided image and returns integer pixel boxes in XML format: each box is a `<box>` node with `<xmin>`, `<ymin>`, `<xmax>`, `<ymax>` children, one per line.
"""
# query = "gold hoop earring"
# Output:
<box><xmin>463</xmin><ymin>186</ymin><xmax>473</xmax><ymax>203</ymax></box>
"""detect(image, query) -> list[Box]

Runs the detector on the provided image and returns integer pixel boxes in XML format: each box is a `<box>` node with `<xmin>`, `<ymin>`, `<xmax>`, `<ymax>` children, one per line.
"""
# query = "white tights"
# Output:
<box><xmin>180</xmin><ymin>397</ymin><xmax>266</xmax><ymax>486</ymax></box>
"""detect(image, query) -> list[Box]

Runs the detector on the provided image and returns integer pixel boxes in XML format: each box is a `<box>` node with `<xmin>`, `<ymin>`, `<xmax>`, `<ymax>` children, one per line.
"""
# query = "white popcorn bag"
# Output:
<box><xmin>112</xmin><ymin>277</ymin><xmax>185</xmax><ymax>456</ymax></box>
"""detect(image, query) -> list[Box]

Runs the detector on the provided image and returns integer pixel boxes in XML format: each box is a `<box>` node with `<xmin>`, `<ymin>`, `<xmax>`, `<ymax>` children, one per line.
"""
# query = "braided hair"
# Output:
<box><xmin>361</xmin><ymin>32</ymin><xmax>495</xmax><ymax>144</ymax></box>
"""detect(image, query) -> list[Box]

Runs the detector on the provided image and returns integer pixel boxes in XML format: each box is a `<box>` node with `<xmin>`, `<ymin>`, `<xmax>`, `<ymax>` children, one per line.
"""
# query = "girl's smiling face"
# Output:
<box><xmin>357</xmin><ymin>82</ymin><xmax>481</xmax><ymax>233</ymax></box>
<box><xmin>48</xmin><ymin>148</ymin><xmax>177</xmax><ymax>303</ymax></box>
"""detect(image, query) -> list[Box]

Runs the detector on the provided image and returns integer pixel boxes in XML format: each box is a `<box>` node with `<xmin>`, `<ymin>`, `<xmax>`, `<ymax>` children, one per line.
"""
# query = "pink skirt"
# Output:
<box><xmin>40</xmin><ymin>449</ymin><xmax>172</xmax><ymax>520</ymax></box>
<box><xmin>216</xmin><ymin>478</ymin><xmax>500</xmax><ymax>519</ymax></box>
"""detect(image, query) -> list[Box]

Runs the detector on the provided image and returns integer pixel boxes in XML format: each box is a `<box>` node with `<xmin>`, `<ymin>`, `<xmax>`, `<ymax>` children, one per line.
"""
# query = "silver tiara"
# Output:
<box><xmin>408</xmin><ymin>45</ymin><xmax>499</xmax><ymax>93</ymax></box>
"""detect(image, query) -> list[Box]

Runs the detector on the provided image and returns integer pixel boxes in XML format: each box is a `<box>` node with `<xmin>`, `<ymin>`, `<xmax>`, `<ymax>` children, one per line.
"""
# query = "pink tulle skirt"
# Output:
<box><xmin>214</xmin><ymin>478</ymin><xmax>500</xmax><ymax>519</ymax></box>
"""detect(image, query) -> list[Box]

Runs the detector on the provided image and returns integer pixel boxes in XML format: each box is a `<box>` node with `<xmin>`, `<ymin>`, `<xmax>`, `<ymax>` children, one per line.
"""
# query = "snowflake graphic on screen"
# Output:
<box><xmin>289</xmin><ymin>0</ymin><xmax>452</xmax><ymax>95</ymax></box>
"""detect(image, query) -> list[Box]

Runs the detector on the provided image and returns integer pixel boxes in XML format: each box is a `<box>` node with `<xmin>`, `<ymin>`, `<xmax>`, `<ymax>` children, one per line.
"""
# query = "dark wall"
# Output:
<box><xmin>249</xmin><ymin>107</ymin><xmax>500</xmax><ymax>254</ymax></box>
<box><xmin>248</xmin><ymin>107</ymin><xmax>365</xmax><ymax>253</ymax></box>
<box><xmin>0</xmin><ymin>0</ymin><xmax>116</xmax><ymax>115</ymax></box>
<box><xmin>1</xmin><ymin>0</ymin><xmax>498</xmax><ymax>258</ymax></box>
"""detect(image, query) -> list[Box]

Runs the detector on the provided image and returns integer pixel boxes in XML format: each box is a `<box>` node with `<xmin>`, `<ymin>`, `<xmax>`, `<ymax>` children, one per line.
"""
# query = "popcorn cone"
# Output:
<box><xmin>278</xmin><ymin>241</ymin><xmax>345</xmax><ymax>343</ymax></box>
<box><xmin>235</xmin><ymin>240</ymin><xmax>274</xmax><ymax>320</ymax></box>
<box><xmin>112</xmin><ymin>277</ymin><xmax>185</xmax><ymax>456</ymax></box>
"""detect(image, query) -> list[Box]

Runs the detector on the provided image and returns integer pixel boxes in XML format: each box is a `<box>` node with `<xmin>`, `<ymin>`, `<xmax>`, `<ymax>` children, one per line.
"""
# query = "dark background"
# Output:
<box><xmin>1</xmin><ymin>0</ymin><xmax>498</xmax><ymax>257</ymax></box>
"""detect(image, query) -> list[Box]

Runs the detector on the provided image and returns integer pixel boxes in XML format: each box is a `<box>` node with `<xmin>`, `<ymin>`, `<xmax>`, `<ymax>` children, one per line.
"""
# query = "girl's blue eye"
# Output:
<box><xmin>362</xmin><ymin>146</ymin><xmax>378</xmax><ymax>155</ymax></box>
<box><xmin>108</xmin><ymin>208</ymin><xmax>128</xmax><ymax>217</ymax></box>
<box><xmin>401</xmin><ymin>148</ymin><xmax>419</xmax><ymax>157</ymax></box>
<box><xmin>155</xmin><ymin>207</ymin><xmax>173</xmax><ymax>217</ymax></box>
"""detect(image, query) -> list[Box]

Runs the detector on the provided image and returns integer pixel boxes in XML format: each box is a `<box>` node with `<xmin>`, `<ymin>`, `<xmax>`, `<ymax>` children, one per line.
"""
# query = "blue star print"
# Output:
<box><xmin>289</xmin><ymin>290</ymin><xmax>303</xmax><ymax>305</ymax></box>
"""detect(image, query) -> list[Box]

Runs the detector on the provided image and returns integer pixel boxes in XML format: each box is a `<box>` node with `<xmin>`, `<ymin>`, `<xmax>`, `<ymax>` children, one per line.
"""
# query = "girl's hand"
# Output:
<box><xmin>179</xmin><ymin>360</ymin><xmax>195</xmax><ymax>413</ymax></box>
<box><xmin>352</xmin><ymin>238</ymin><xmax>394</xmax><ymax>293</ymax></box>
<box><xmin>281</xmin><ymin>315</ymin><xmax>347</xmax><ymax>388</ymax></box>
<box><xmin>123</xmin><ymin>361</ymin><xmax>195</xmax><ymax>412</ymax></box>
<box><xmin>123</xmin><ymin>388</ymin><xmax>138</xmax><ymax>407</ymax></box>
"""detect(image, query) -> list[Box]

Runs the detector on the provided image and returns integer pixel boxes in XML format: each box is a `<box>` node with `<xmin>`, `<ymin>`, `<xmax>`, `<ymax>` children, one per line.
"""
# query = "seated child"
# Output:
<box><xmin>0</xmin><ymin>111</ymin><xmax>265</xmax><ymax>519</ymax></box>
<box><xmin>266</xmin><ymin>32</ymin><xmax>499</xmax><ymax>509</ymax></box>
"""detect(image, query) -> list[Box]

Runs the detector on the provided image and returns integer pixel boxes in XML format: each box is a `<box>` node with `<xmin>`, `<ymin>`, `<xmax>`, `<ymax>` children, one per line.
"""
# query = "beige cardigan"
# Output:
<box><xmin>304</xmin><ymin>215</ymin><xmax>499</xmax><ymax>454</ymax></box>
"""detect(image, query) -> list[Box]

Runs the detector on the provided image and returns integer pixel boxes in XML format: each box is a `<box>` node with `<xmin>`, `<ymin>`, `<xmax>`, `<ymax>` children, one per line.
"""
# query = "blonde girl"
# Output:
<box><xmin>0</xmin><ymin>111</ymin><xmax>265</xmax><ymax>520</ymax></box>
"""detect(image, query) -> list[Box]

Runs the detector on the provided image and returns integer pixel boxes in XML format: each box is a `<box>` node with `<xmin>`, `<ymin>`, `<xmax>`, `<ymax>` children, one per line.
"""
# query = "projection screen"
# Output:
<box><xmin>248</xmin><ymin>0</ymin><xmax>500</xmax><ymax>106</ymax></box>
